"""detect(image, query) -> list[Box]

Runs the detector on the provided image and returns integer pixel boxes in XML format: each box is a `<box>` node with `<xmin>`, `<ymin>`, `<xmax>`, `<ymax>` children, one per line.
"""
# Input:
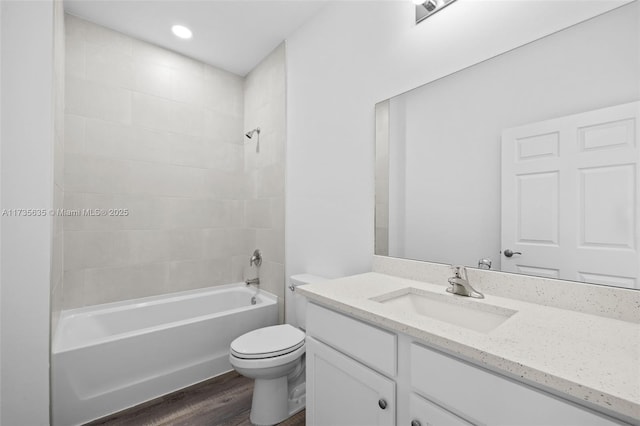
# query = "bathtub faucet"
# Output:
<box><xmin>250</xmin><ymin>249</ymin><xmax>262</xmax><ymax>267</ymax></box>
<box><xmin>245</xmin><ymin>277</ymin><xmax>260</xmax><ymax>305</ymax></box>
<box><xmin>245</xmin><ymin>277</ymin><xmax>260</xmax><ymax>287</ymax></box>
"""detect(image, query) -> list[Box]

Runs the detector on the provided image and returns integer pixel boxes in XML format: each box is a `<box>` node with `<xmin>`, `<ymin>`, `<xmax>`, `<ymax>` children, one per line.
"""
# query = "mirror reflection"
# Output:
<box><xmin>375</xmin><ymin>3</ymin><xmax>639</xmax><ymax>290</ymax></box>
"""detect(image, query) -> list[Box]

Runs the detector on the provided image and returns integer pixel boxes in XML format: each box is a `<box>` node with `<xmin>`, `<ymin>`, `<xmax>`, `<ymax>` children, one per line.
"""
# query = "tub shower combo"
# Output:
<box><xmin>52</xmin><ymin>280</ymin><xmax>277</xmax><ymax>425</ymax></box>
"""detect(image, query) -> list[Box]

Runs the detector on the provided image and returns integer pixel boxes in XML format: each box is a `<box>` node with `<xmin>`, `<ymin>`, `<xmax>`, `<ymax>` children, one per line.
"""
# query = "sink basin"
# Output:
<box><xmin>370</xmin><ymin>288</ymin><xmax>517</xmax><ymax>333</ymax></box>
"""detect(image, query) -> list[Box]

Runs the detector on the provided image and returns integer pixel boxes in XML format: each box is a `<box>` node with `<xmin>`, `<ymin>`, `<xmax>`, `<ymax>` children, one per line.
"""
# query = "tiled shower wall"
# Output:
<box><xmin>244</xmin><ymin>44</ymin><xmax>286</xmax><ymax>321</ymax></box>
<box><xmin>62</xmin><ymin>15</ymin><xmax>260</xmax><ymax>308</ymax></box>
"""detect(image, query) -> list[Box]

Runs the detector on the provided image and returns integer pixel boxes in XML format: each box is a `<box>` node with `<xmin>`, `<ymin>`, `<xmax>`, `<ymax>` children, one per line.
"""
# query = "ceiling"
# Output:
<box><xmin>64</xmin><ymin>0</ymin><xmax>328</xmax><ymax>76</ymax></box>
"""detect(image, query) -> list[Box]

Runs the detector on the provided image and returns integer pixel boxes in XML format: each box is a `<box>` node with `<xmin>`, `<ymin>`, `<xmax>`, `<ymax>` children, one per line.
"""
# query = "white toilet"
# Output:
<box><xmin>229</xmin><ymin>274</ymin><xmax>326</xmax><ymax>426</ymax></box>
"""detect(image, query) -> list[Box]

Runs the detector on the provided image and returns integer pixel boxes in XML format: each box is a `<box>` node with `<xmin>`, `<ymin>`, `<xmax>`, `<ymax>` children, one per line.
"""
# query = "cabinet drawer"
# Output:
<box><xmin>410</xmin><ymin>343</ymin><xmax>623</xmax><ymax>426</ymax></box>
<box><xmin>306</xmin><ymin>303</ymin><xmax>397</xmax><ymax>377</ymax></box>
<box><xmin>410</xmin><ymin>393</ymin><xmax>471</xmax><ymax>426</ymax></box>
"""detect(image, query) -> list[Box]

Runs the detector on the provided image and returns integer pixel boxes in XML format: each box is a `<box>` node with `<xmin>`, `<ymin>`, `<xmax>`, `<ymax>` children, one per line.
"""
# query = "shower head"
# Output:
<box><xmin>245</xmin><ymin>127</ymin><xmax>260</xmax><ymax>139</ymax></box>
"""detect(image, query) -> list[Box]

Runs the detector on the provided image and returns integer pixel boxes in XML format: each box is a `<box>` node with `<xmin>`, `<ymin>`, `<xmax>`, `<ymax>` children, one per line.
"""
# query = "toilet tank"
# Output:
<box><xmin>289</xmin><ymin>274</ymin><xmax>327</xmax><ymax>330</ymax></box>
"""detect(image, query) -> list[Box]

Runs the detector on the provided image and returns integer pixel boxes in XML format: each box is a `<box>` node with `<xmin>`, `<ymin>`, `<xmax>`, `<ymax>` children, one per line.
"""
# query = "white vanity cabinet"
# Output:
<box><xmin>306</xmin><ymin>337</ymin><xmax>396</xmax><ymax>426</ymax></box>
<box><xmin>306</xmin><ymin>303</ymin><xmax>630</xmax><ymax>426</ymax></box>
<box><xmin>409</xmin><ymin>343</ymin><xmax>625</xmax><ymax>426</ymax></box>
<box><xmin>306</xmin><ymin>303</ymin><xmax>397</xmax><ymax>426</ymax></box>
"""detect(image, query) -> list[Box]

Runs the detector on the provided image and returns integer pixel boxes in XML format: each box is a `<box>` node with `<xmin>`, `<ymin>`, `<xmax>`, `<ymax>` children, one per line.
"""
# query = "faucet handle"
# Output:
<box><xmin>249</xmin><ymin>249</ymin><xmax>262</xmax><ymax>267</ymax></box>
<box><xmin>451</xmin><ymin>265</ymin><xmax>466</xmax><ymax>278</ymax></box>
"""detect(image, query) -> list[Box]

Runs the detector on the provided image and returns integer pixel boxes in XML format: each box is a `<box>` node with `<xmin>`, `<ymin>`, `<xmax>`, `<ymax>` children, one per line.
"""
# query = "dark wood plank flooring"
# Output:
<box><xmin>85</xmin><ymin>371</ymin><xmax>305</xmax><ymax>426</ymax></box>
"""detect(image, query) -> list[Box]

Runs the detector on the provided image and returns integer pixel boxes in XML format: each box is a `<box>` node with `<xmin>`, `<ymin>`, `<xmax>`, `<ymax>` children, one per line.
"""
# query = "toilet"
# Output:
<box><xmin>229</xmin><ymin>274</ymin><xmax>326</xmax><ymax>426</ymax></box>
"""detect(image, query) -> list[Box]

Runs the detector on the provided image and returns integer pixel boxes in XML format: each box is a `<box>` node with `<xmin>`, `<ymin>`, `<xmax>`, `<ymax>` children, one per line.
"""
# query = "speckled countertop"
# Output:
<box><xmin>297</xmin><ymin>272</ymin><xmax>640</xmax><ymax>423</ymax></box>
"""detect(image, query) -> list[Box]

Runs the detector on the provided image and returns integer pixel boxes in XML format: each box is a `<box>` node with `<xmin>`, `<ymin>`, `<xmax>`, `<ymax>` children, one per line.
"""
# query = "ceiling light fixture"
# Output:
<box><xmin>171</xmin><ymin>25</ymin><xmax>192</xmax><ymax>39</ymax></box>
<box><xmin>415</xmin><ymin>0</ymin><xmax>457</xmax><ymax>24</ymax></box>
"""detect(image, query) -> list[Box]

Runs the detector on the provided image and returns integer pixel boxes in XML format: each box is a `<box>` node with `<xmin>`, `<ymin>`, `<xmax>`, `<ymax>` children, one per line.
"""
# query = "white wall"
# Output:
<box><xmin>285</xmin><ymin>0</ymin><xmax>632</xmax><ymax>280</ymax></box>
<box><xmin>389</xmin><ymin>4</ymin><xmax>638</xmax><ymax>270</ymax></box>
<box><xmin>0</xmin><ymin>0</ymin><xmax>54</xmax><ymax>424</ymax></box>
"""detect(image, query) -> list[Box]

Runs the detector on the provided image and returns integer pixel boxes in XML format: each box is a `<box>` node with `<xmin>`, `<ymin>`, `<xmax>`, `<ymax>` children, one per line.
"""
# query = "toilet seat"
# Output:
<box><xmin>230</xmin><ymin>324</ymin><xmax>305</xmax><ymax>359</ymax></box>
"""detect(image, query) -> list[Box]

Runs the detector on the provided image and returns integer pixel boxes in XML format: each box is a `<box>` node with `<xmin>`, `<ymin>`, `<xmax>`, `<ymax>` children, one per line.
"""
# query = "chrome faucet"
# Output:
<box><xmin>447</xmin><ymin>265</ymin><xmax>484</xmax><ymax>299</ymax></box>
<box><xmin>245</xmin><ymin>277</ymin><xmax>260</xmax><ymax>305</ymax></box>
<box><xmin>245</xmin><ymin>277</ymin><xmax>260</xmax><ymax>286</ymax></box>
<box><xmin>249</xmin><ymin>249</ymin><xmax>262</xmax><ymax>267</ymax></box>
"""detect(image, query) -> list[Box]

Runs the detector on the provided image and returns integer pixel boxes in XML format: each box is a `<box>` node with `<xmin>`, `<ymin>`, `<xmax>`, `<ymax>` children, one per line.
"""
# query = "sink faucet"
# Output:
<box><xmin>447</xmin><ymin>265</ymin><xmax>484</xmax><ymax>299</ymax></box>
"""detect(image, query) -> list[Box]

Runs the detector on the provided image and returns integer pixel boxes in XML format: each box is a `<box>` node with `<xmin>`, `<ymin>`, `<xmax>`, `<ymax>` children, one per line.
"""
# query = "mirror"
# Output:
<box><xmin>375</xmin><ymin>2</ymin><xmax>640</xmax><ymax>290</ymax></box>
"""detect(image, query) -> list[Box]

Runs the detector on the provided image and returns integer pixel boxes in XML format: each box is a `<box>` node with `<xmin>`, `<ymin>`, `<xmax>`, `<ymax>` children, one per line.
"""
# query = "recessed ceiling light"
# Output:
<box><xmin>171</xmin><ymin>25</ymin><xmax>192</xmax><ymax>39</ymax></box>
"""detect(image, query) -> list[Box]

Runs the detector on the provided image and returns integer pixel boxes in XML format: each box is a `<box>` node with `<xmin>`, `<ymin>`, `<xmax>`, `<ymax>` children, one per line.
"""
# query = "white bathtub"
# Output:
<box><xmin>52</xmin><ymin>283</ymin><xmax>278</xmax><ymax>426</ymax></box>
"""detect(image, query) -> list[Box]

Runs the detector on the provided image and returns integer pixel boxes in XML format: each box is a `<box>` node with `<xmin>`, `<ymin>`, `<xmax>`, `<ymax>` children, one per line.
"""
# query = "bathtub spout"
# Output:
<box><xmin>245</xmin><ymin>277</ymin><xmax>260</xmax><ymax>286</ymax></box>
<box><xmin>245</xmin><ymin>277</ymin><xmax>260</xmax><ymax>305</ymax></box>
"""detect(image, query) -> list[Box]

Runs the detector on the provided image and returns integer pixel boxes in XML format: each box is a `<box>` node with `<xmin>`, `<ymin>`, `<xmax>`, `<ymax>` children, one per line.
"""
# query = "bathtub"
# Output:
<box><xmin>52</xmin><ymin>283</ymin><xmax>277</xmax><ymax>426</ymax></box>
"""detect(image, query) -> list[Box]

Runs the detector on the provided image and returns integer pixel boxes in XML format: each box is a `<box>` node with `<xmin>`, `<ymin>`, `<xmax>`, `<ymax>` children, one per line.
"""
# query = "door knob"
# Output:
<box><xmin>411</xmin><ymin>421</ymin><xmax>422</xmax><ymax>426</ymax></box>
<box><xmin>378</xmin><ymin>399</ymin><xmax>387</xmax><ymax>409</ymax></box>
<box><xmin>503</xmin><ymin>249</ymin><xmax>522</xmax><ymax>258</ymax></box>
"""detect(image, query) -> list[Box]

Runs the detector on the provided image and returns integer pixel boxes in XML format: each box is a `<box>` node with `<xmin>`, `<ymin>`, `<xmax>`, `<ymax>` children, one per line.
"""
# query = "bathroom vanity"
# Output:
<box><xmin>298</xmin><ymin>260</ymin><xmax>640</xmax><ymax>426</ymax></box>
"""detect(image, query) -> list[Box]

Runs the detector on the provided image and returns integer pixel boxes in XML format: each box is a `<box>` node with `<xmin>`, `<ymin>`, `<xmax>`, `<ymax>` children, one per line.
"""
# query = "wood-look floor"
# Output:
<box><xmin>85</xmin><ymin>371</ymin><xmax>305</xmax><ymax>426</ymax></box>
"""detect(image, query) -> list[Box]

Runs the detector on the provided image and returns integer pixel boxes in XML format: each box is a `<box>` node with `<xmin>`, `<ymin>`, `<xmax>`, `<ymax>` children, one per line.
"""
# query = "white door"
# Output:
<box><xmin>501</xmin><ymin>102</ymin><xmax>639</xmax><ymax>288</ymax></box>
<box><xmin>306</xmin><ymin>336</ymin><xmax>396</xmax><ymax>426</ymax></box>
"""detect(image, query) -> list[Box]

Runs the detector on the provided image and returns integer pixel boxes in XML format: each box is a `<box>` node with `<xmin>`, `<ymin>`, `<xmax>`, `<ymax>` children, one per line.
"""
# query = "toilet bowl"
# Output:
<box><xmin>228</xmin><ymin>274</ymin><xmax>326</xmax><ymax>426</ymax></box>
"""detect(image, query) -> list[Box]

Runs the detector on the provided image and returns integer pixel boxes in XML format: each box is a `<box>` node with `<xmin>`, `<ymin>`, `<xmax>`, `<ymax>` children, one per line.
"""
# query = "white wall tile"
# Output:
<box><xmin>63</xmin><ymin>16</ymin><xmax>285</xmax><ymax>310</ymax></box>
<box><xmin>62</xmin><ymin>269</ymin><xmax>86</xmax><ymax>309</ymax></box>
<box><xmin>84</xmin><ymin>118</ymin><xmax>135</xmax><ymax>159</ymax></box>
<box><xmin>243</xmin><ymin>43</ymin><xmax>287</xmax><ymax>317</ymax></box>
<box><xmin>65</xmin><ymin>77</ymin><xmax>132</xmax><ymax>123</ymax></box>
<box><xmin>168</xmin><ymin>133</ymin><xmax>207</xmax><ymax>168</ymax></box>
<box><xmin>131</xmin><ymin>127</ymin><xmax>171</xmax><ymax>163</ymax></box>
<box><xmin>65</xmin><ymin>114</ymin><xmax>85</xmax><ymax>154</ymax></box>
<box><xmin>126</xmin><ymin>230</ymin><xmax>171</xmax><ymax>264</ymax></box>
<box><xmin>168</xmin><ymin>228</ymin><xmax>204</xmax><ymax>260</ymax></box>
<box><xmin>83</xmin><ymin>19</ymin><xmax>132</xmax><ymax>55</ymax></box>
<box><xmin>246</xmin><ymin>199</ymin><xmax>272</xmax><ymax>229</ymax></box>
<box><xmin>204</xmin><ymin>109</ymin><xmax>242</xmax><ymax>142</ymax></box>
<box><xmin>132</xmin><ymin>92</ymin><xmax>171</xmax><ymax>132</ymax></box>
<box><xmin>257</xmin><ymin>163</ymin><xmax>284</xmax><ymax>198</ymax></box>
<box><xmin>204</xmin><ymin>65</ymin><xmax>244</xmax><ymax>117</ymax></box>
<box><xmin>169</xmin><ymin>101</ymin><xmax>203</xmax><ymax>137</ymax></box>
<box><xmin>206</xmin><ymin>141</ymin><xmax>243</xmax><ymax>172</ymax></box>
<box><xmin>170</xmin><ymin>68</ymin><xmax>204</xmax><ymax>106</ymax></box>
<box><xmin>229</xmin><ymin>228</ymin><xmax>256</xmax><ymax>256</ymax></box>
<box><xmin>64</xmin><ymin>154</ymin><xmax>131</xmax><ymax>194</ymax></box>
<box><xmin>203</xmin><ymin>229</ymin><xmax>230</xmax><ymax>259</ymax></box>
<box><xmin>256</xmin><ymin>228</ymin><xmax>285</xmax><ymax>264</ymax></box>
<box><xmin>205</xmin><ymin>170</ymin><xmax>245</xmax><ymax>199</ymax></box>
<box><xmin>65</xmin><ymin>36</ymin><xmax>85</xmax><ymax>79</ymax></box>
<box><xmin>168</xmin><ymin>259</ymin><xmax>231</xmax><ymax>292</ymax></box>
<box><xmin>85</xmin><ymin>42</ymin><xmax>134</xmax><ymax>89</ymax></box>
<box><xmin>64</xmin><ymin>230</ymin><xmax>130</xmax><ymax>270</ymax></box>
<box><xmin>83</xmin><ymin>263</ymin><xmax>169</xmax><ymax>305</ymax></box>
<box><xmin>134</xmin><ymin>58</ymin><xmax>173</xmax><ymax>99</ymax></box>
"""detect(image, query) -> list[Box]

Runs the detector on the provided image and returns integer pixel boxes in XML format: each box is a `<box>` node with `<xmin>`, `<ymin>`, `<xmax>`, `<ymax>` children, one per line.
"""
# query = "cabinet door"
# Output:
<box><xmin>306</xmin><ymin>336</ymin><xmax>396</xmax><ymax>426</ymax></box>
<box><xmin>410</xmin><ymin>393</ymin><xmax>472</xmax><ymax>426</ymax></box>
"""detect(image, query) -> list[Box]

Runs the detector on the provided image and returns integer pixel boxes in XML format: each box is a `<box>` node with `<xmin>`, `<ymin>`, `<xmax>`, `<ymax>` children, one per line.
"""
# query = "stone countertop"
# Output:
<box><xmin>297</xmin><ymin>272</ymin><xmax>640</xmax><ymax>423</ymax></box>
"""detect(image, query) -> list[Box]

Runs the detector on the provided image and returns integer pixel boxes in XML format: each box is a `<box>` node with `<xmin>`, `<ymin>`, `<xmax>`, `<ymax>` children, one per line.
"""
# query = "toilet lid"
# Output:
<box><xmin>230</xmin><ymin>324</ymin><xmax>305</xmax><ymax>359</ymax></box>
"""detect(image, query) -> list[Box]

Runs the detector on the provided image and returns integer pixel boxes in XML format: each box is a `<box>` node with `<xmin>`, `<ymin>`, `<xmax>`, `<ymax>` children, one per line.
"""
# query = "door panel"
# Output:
<box><xmin>502</xmin><ymin>102</ymin><xmax>639</xmax><ymax>288</ymax></box>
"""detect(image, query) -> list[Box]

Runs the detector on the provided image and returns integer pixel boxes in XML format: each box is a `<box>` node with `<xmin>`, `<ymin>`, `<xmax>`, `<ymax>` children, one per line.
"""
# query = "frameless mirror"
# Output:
<box><xmin>375</xmin><ymin>2</ymin><xmax>640</xmax><ymax>290</ymax></box>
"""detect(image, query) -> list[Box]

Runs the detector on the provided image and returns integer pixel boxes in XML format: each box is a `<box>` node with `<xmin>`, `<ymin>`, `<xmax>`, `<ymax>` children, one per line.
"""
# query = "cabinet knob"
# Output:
<box><xmin>411</xmin><ymin>421</ymin><xmax>422</xmax><ymax>426</ymax></box>
<box><xmin>378</xmin><ymin>399</ymin><xmax>387</xmax><ymax>410</ymax></box>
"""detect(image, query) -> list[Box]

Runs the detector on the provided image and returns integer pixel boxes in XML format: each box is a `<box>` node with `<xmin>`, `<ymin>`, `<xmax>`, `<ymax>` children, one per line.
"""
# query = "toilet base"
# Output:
<box><xmin>250</xmin><ymin>376</ymin><xmax>290</xmax><ymax>426</ymax></box>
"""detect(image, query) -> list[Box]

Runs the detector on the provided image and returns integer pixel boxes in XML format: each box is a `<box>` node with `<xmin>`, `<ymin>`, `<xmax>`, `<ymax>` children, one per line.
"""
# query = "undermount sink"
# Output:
<box><xmin>370</xmin><ymin>287</ymin><xmax>517</xmax><ymax>333</ymax></box>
